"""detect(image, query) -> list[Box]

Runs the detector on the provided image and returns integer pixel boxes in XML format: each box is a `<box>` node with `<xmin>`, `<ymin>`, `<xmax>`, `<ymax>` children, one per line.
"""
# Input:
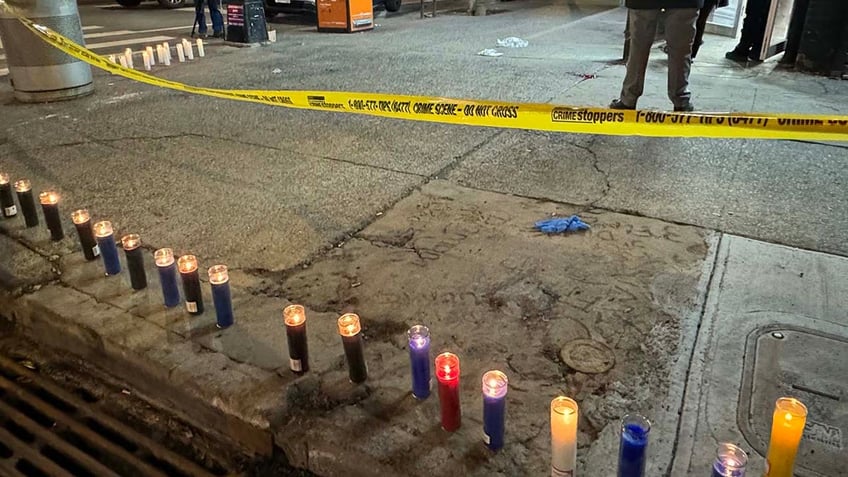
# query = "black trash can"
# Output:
<box><xmin>224</xmin><ymin>0</ymin><xmax>269</xmax><ymax>44</ymax></box>
<box><xmin>795</xmin><ymin>0</ymin><xmax>848</xmax><ymax>76</ymax></box>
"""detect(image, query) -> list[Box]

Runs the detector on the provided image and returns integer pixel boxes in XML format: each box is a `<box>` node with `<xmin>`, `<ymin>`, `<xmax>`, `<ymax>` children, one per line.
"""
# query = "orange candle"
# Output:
<box><xmin>764</xmin><ymin>397</ymin><xmax>807</xmax><ymax>477</ymax></box>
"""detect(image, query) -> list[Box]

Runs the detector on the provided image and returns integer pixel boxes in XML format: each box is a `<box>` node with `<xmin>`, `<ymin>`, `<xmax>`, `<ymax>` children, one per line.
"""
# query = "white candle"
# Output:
<box><xmin>146</xmin><ymin>46</ymin><xmax>156</xmax><ymax>66</ymax></box>
<box><xmin>268</xmin><ymin>30</ymin><xmax>277</xmax><ymax>42</ymax></box>
<box><xmin>142</xmin><ymin>51</ymin><xmax>151</xmax><ymax>71</ymax></box>
<box><xmin>119</xmin><ymin>56</ymin><xmax>128</xmax><ymax>68</ymax></box>
<box><xmin>162</xmin><ymin>46</ymin><xmax>171</xmax><ymax>66</ymax></box>
<box><xmin>183</xmin><ymin>39</ymin><xmax>194</xmax><ymax>60</ymax></box>
<box><xmin>107</xmin><ymin>54</ymin><xmax>116</xmax><ymax>64</ymax></box>
<box><xmin>176</xmin><ymin>43</ymin><xmax>186</xmax><ymax>62</ymax></box>
<box><xmin>551</xmin><ymin>396</ymin><xmax>578</xmax><ymax>477</ymax></box>
<box><xmin>156</xmin><ymin>45</ymin><xmax>164</xmax><ymax>64</ymax></box>
<box><xmin>162</xmin><ymin>42</ymin><xmax>172</xmax><ymax>62</ymax></box>
<box><xmin>124</xmin><ymin>48</ymin><xmax>134</xmax><ymax>69</ymax></box>
<box><xmin>196</xmin><ymin>38</ymin><xmax>205</xmax><ymax>57</ymax></box>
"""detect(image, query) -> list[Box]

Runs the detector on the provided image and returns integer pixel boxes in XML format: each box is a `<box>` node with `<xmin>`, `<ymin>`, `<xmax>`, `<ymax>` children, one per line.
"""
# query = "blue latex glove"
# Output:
<box><xmin>534</xmin><ymin>215</ymin><xmax>590</xmax><ymax>234</ymax></box>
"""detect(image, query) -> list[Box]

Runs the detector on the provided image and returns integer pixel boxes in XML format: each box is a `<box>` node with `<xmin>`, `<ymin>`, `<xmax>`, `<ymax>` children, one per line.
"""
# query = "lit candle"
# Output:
<box><xmin>176</xmin><ymin>43</ymin><xmax>186</xmax><ymax>62</ymax></box>
<box><xmin>435</xmin><ymin>352</ymin><xmax>461</xmax><ymax>432</ymax></box>
<box><xmin>121</xmin><ymin>234</ymin><xmax>147</xmax><ymax>290</ymax></box>
<box><xmin>482</xmin><ymin>370</ymin><xmax>508</xmax><ymax>451</ymax></box>
<box><xmin>71</xmin><ymin>209</ymin><xmax>99</xmax><ymax>260</ymax></box>
<box><xmin>407</xmin><ymin>325</ymin><xmax>431</xmax><ymax>400</ymax></box>
<box><xmin>14</xmin><ymin>180</ymin><xmax>38</xmax><ymax>227</ymax></box>
<box><xmin>119</xmin><ymin>56</ymin><xmax>128</xmax><ymax>68</ymax></box>
<box><xmin>107</xmin><ymin>54</ymin><xmax>116</xmax><ymax>64</ymax></box>
<box><xmin>93</xmin><ymin>221</ymin><xmax>121</xmax><ymax>276</ymax></box>
<box><xmin>145</xmin><ymin>46</ymin><xmax>156</xmax><ymax>66</ymax></box>
<box><xmin>142</xmin><ymin>51</ymin><xmax>151</xmax><ymax>71</ymax></box>
<box><xmin>178</xmin><ymin>255</ymin><xmax>203</xmax><ymax>315</ymax></box>
<box><xmin>551</xmin><ymin>396</ymin><xmax>578</xmax><ymax>476</ymax></box>
<box><xmin>283</xmin><ymin>304</ymin><xmax>309</xmax><ymax>373</ymax></box>
<box><xmin>617</xmin><ymin>414</ymin><xmax>651</xmax><ymax>477</ymax></box>
<box><xmin>154</xmin><ymin>248</ymin><xmax>180</xmax><ymax>308</ymax></box>
<box><xmin>712</xmin><ymin>442</ymin><xmax>747</xmax><ymax>477</ymax></box>
<box><xmin>124</xmin><ymin>48</ymin><xmax>134</xmax><ymax>69</ymax></box>
<box><xmin>182</xmin><ymin>39</ymin><xmax>194</xmax><ymax>60</ymax></box>
<box><xmin>764</xmin><ymin>397</ymin><xmax>807</xmax><ymax>477</ymax></box>
<box><xmin>161</xmin><ymin>42</ymin><xmax>171</xmax><ymax>66</ymax></box>
<box><xmin>338</xmin><ymin>313</ymin><xmax>367</xmax><ymax>383</ymax></box>
<box><xmin>196</xmin><ymin>38</ymin><xmax>205</xmax><ymax>57</ymax></box>
<box><xmin>38</xmin><ymin>191</ymin><xmax>63</xmax><ymax>241</ymax></box>
<box><xmin>0</xmin><ymin>172</ymin><xmax>17</xmax><ymax>218</ymax></box>
<box><xmin>156</xmin><ymin>45</ymin><xmax>165</xmax><ymax>65</ymax></box>
<box><xmin>208</xmin><ymin>265</ymin><xmax>233</xmax><ymax>328</ymax></box>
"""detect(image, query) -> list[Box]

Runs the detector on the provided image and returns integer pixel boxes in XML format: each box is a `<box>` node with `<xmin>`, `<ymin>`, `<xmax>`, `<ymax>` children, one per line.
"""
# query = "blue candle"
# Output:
<box><xmin>93</xmin><ymin>221</ymin><xmax>121</xmax><ymax>276</ymax></box>
<box><xmin>155</xmin><ymin>248</ymin><xmax>181</xmax><ymax>307</ymax></box>
<box><xmin>208</xmin><ymin>265</ymin><xmax>233</xmax><ymax>328</ymax></box>
<box><xmin>618</xmin><ymin>414</ymin><xmax>651</xmax><ymax>477</ymax></box>
<box><xmin>407</xmin><ymin>325</ymin><xmax>431</xmax><ymax>400</ymax></box>
<box><xmin>711</xmin><ymin>443</ymin><xmax>747</xmax><ymax>477</ymax></box>
<box><xmin>482</xmin><ymin>370</ymin><xmax>508</xmax><ymax>451</ymax></box>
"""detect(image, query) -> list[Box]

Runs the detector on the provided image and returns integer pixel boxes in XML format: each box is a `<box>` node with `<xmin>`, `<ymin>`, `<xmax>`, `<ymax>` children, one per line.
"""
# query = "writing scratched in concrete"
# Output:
<box><xmin>805</xmin><ymin>420</ymin><xmax>843</xmax><ymax>449</ymax></box>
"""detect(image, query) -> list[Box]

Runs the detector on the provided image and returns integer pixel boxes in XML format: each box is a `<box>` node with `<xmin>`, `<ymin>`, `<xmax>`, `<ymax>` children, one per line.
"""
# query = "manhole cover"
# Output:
<box><xmin>559</xmin><ymin>339</ymin><xmax>615</xmax><ymax>374</ymax></box>
<box><xmin>739</xmin><ymin>326</ymin><xmax>847</xmax><ymax>477</ymax></box>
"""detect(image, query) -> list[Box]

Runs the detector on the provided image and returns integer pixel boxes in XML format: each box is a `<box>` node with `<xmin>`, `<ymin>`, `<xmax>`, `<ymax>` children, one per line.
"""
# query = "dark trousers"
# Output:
<box><xmin>692</xmin><ymin>0</ymin><xmax>720</xmax><ymax>58</ymax></box>
<box><xmin>781</xmin><ymin>0</ymin><xmax>809</xmax><ymax>63</ymax></box>
<box><xmin>195</xmin><ymin>0</ymin><xmax>224</xmax><ymax>34</ymax></box>
<box><xmin>620</xmin><ymin>8</ymin><xmax>699</xmax><ymax>108</ymax></box>
<box><xmin>734</xmin><ymin>0</ymin><xmax>773</xmax><ymax>55</ymax></box>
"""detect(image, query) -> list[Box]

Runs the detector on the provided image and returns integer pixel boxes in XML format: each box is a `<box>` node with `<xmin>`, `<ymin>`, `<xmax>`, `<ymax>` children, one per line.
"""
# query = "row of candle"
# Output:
<box><xmin>0</xmin><ymin>175</ymin><xmax>234</xmax><ymax>327</ymax></box>
<box><xmin>110</xmin><ymin>39</ymin><xmax>205</xmax><ymax>71</ymax></box>
<box><xmin>0</xmin><ymin>176</ymin><xmax>812</xmax><ymax>477</ymax></box>
<box><xmin>284</xmin><ymin>308</ymin><xmax>810</xmax><ymax>477</ymax></box>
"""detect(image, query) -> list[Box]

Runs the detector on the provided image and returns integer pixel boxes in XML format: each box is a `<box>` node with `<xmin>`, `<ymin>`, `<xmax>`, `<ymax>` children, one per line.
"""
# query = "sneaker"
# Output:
<box><xmin>211</xmin><ymin>31</ymin><xmax>224</xmax><ymax>39</ymax></box>
<box><xmin>194</xmin><ymin>32</ymin><xmax>208</xmax><ymax>39</ymax></box>
<box><xmin>674</xmin><ymin>103</ymin><xmax>694</xmax><ymax>112</ymax></box>
<box><xmin>609</xmin><ymin>99</ymin><xmax>636</xmax><ymax>110</ymax></box>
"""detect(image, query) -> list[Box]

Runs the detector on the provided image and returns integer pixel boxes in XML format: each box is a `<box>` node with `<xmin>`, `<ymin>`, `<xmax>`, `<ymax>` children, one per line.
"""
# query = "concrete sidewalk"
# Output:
<box><xmin>0</xmin><ymin>1</ymin><xmax>846</xmax><ymax>475</ymax></box>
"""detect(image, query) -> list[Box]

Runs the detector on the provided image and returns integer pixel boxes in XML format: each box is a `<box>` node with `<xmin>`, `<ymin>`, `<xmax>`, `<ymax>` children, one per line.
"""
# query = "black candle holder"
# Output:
<box><xmin>178</xmin><ymin>255</ymin><xmax>204</xmax><ymax>315</ymax></box>
<box><xmin>0</xmin><ymin>173</ymin><xmax>17</xmax><ymax>218</ymax></box>
<box><xmin>14</xmin><ymin>180</ymin><xmax>38</xmax><ymax>228</ymax></box>
<box><xmin>121</xmin><ymin>234</ymin><xmax>147</xmax><ymax>290</ymax></box>
<box><xmin>71</xmin><ymin>209</ymin><xmax>100</xmax><ymax>261</ymax></box>
<box><xmin>39</xmin><ymin>191</ymin><xmax>64</xmax><ymax>241</ymax></box>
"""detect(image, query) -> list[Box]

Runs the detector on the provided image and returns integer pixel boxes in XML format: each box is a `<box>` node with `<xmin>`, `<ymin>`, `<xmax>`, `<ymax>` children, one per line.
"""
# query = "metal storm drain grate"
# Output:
<box><xmin>739</xmin><ymin>326</ymin><xmax>847</xmax><ymax>477</ymax></box>
<box><xmin>0</xmin><ymin>355</ymin><xmax>218</xmax><ymax>477</ymax></box>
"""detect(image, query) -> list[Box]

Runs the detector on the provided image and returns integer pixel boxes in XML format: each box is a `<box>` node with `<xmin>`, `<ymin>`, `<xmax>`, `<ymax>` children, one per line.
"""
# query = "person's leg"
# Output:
<box><xmin>664</xmin><ymin>7</ymin><xmax>699</xmax><ymax>109</ymax></box>
<box><xmin>615</xmin><ymin>9</ymin><xmax>660</xmax><ymax>108</ymax></box>
<box><xmin>691</xmin><ymin>1</ymin><xmax>716</xmax><ymax>59</ymax></box>
<box><xmin>623</xmin><ymin>10</ymin><xmax>631</xmax><ymax>62</ymax></box>
<box><xmin>748</xmin><ymin>0</ymin><xmax>773</xmax><ymax>60</ymax></box>
<box><xmin>195</xmin><ymin>0</ymin><xmax>208</xmax><ymax>35</ymax></box>
<box><xmin>208</xmin><ymin>0</ymin><xmax>224</xmax><ymax>36</ymax></box>
<box><xmin>729</xmin><ymin>0</ymin><xmax>761</xmax><ymax>56</ymax></box>
<box><xmin>780</xmin><ymin>0</ymin><xmax>809</xmax><ymax>64</ymax></box>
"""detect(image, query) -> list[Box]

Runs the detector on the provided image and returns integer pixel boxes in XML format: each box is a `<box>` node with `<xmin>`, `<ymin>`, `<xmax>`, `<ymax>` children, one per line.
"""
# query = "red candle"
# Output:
<box><xmin>435</xmin><ymin>352</ymin><xmax>461</xmax><ymax>432</ymax></box>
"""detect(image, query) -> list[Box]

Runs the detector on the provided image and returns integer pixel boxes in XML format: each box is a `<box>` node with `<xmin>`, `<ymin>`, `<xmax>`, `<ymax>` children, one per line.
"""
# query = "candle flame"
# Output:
<box><xmin>784</xmin><ymin>412</ymin><xmax>792</xmax><ymax>422</ymax></box>
<box><xmin>0</xmin><ymin>172</ymin><xmax>9</xmax><ymax>185</ymax></box>
<box><xmin>93</xmin><ymin>221</ymin><xmax>113</xmax><ymax>238</ymax></box>
<box><xmin>177</xmin><ymin>255</ymin><xmax>199</xmax><ymax>273</ymax></box>
<box><xmin>284</xmin><ymin>305</ymin><xmax>306</xmax><ymax>326</ymax></box>
<box><xmin>208</xmin><ymin>265</ymin><xmax>229</xmax><ymax>285</ymax></box>
<box><xmin>154</xmin><ymin>248</ymin><xmax>175</xmax><ymax>267</ymax></box>
<box><xmin>337</xmin><ymin>313</ymin><xmax>361</xmax><ymax>337</ymax></box>
<box><xmin>71</xmin><ymin>209</ymin><xmax>90</xmax><ymax>225</ymax></box>
<box><xmin>14</xmin><ymin>179</ymin><xmax>31</xmax><ymax>193</ymax></box>
<box><xmin>121</xmin><ymin>234</ymin><xmax>141</xmax><ymax>251</ymax></box>
<box><xmin>39</xmin><ymin>191</ymin><xmax>60</xmax><ymax>205</ymax></box>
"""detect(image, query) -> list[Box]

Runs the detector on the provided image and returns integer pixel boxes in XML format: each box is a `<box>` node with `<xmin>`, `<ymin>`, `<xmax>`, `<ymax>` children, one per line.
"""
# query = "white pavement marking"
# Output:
<box><xmin>0</xmin><ymin>68</ymin><xmax>8</xmax><ymax>77</ymax></box>
<box><xmin>84</xmin><ymin>30</ymin><xmax>136</xmax><ymax>39</ymax></box>
<box><xmin>84</xmin><ymin>35</ymin><xmax>174</xmax><ymax>50</ymax></box>
<box><xmin>82</xmin><ymin>25</ymin><xmax>104</xmax><ymax>31</ymax></box>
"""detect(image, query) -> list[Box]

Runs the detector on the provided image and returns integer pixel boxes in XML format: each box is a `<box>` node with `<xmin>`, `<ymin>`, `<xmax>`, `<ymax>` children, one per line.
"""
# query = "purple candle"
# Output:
<box><xmin>408</xmin><ymin>325</ymin><xmax>431</xmax><ymax>399</ymax></box>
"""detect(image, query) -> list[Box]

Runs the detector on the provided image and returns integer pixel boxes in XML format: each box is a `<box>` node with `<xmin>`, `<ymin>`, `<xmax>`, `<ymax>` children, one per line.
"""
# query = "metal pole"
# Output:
<box><xmin>0</xmin><ymin>0</ymin><xmax>93</xmax><ymax>102</ymax></box>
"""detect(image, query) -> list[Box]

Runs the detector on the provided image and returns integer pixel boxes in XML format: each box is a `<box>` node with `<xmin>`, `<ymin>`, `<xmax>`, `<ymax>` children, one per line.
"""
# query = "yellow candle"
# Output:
<box><xmin>764</xmin><ymin>397</ymin><xmax>807</xmax><ymax>477</ymax></box>
<box><xmin>551</xmin><ymin>396</ymin><xmax>578</xmax><ymax>477</ymax></box>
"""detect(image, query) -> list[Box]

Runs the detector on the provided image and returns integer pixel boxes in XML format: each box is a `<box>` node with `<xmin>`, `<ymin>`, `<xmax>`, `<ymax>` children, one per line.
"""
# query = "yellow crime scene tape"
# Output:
<box><xmin>3</xmin><ymin>2</ymin><xmax>848</xmax><ymax>141</ymax></box>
